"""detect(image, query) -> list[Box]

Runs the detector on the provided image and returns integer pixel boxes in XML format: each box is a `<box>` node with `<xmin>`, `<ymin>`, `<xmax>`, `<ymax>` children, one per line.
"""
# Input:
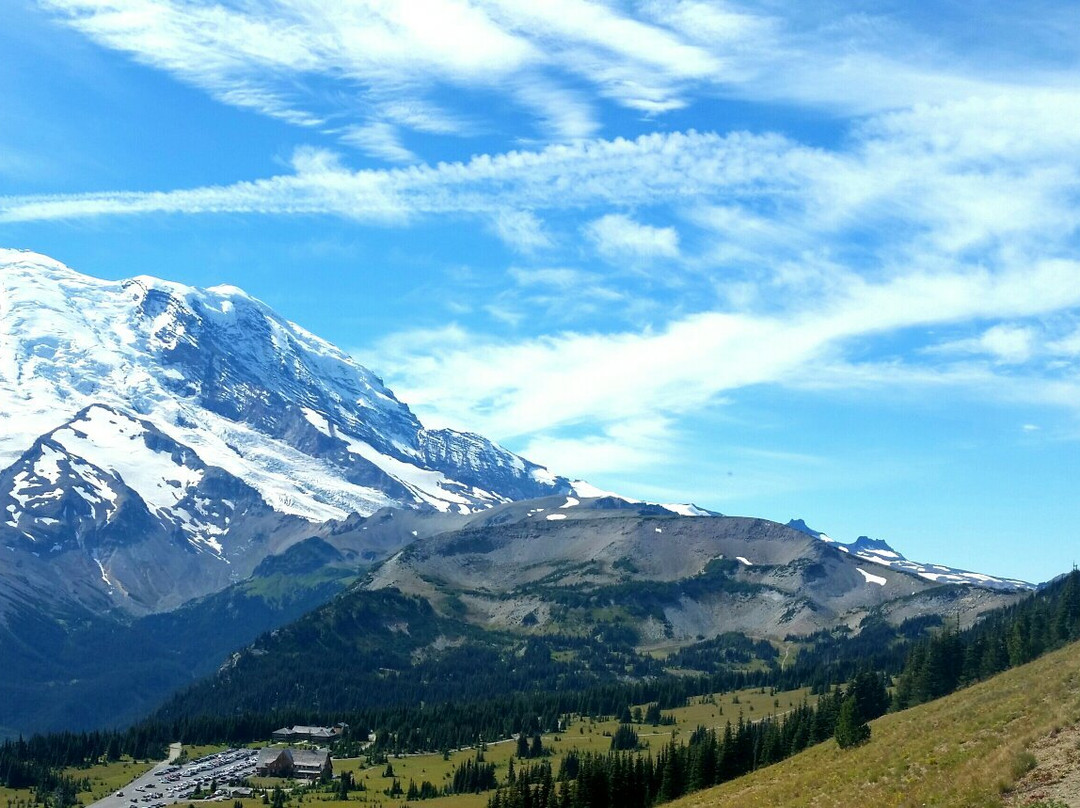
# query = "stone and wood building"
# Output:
<box><xmin>270</xmin><ymin>723</ymin><xmax>348</xmax><ymax>744</ymax></box>
<box><xmin>255</xmin><ymin>747</ymin><xmax>332</xmax><ymax>780</ymax></box>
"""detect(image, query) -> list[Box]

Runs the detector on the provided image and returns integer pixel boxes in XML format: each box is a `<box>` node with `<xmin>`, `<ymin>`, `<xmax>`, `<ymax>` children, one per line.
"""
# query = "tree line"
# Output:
<box><xmin>483</xmin><ymin>672</ymin><xmax>889</xmax><ymax>808</ymax></box>
<box><xmin>0</xmin><ymin>605</ymin><xmax>932</xmax><ymax>798</ymax></box>
<box><xmin>11</xmin><ymin>573</ymin><xmax>1077</xmax><ymax>804</ymax></box>
<box><xmin>894</xmin><ymin>569</ymin><xmax>1080</xmax><ymax>709</ymax></box>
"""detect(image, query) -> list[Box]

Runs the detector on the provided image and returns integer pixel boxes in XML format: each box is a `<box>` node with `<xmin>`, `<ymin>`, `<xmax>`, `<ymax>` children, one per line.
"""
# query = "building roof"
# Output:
<box><xmin>257</xmin><ymin>747</ymin><xmax>290</xmax><ymax>765</ymax></box>
<box><xmin>290</xmin><ymin>749</ymin><xmax>331</xmax><ymax>769</ymax></box>
<box><xmin>272</xmin><ymin>725</ymin><xmax>338</xmax><ymax>740</ymax></box>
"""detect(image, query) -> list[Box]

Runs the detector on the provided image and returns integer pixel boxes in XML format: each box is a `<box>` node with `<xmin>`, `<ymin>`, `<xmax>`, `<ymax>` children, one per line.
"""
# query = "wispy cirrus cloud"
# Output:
<box><xmin>5</xmin><ymin>86</ymin><xmax>1078</xmax><ymax>269</ymax></box>
<box><xmin>488</xmin><ymin>210</ymin><xmax>552</xmax><ymax>253</ymax></box>
<box><xmin>585</xmin><ymin>213</ymin><xmax>680</xmax><ymax>260</ymax></box>
<box><xmin>0</xmin><ymin>128</ymin><xmax>812</xmax><ymax>222</ymax></box>
<box><xmin>361</xmin><ymin>259</ymin><xmax>1080</xmax><ymax>446</ymax></box>
<box><xmin>37</xmin><ymin>0</ymin><xmax>722</xmax><ymax>157</ymax></box>
<box><xmin>41</xmin><ymin>0</ymin><xmax>1077</xmax><ymax>166</ymax></box>
<box><xmin>338</xmin><ymin>123</ymin><xmax>418</xmax><ymax>164</ymax></box>
<box><xmin>930</xmin><ymin>324</ymin><xmax>1038</xmax><ymax>365</ymax></box>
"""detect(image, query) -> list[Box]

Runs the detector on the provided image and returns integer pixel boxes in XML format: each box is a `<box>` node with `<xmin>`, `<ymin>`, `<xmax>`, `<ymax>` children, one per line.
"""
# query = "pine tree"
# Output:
<box><xmin>609</xmin><ymin>725</ymin><xmax>638</xmax><ymax>752</ymax></box>
<box><xmin>834</xmin><ymin>694</ymin><xmax>870</xmax><ymax>749</ymax></box>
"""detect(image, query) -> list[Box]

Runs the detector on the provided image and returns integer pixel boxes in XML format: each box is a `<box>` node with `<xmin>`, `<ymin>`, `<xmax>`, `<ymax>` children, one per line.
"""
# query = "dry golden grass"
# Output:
<box><xmin>669</xmin><ymin>639</ymin><xmax>1080</xmax><ymax>808</ymax></box>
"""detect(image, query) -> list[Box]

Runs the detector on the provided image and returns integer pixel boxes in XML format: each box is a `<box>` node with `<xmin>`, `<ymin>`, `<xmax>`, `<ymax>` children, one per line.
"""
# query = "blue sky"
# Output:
<box><xmin>2</xmin><ymin>1</ymin><xmax>1079</xmax><ymax>583</ymax></box>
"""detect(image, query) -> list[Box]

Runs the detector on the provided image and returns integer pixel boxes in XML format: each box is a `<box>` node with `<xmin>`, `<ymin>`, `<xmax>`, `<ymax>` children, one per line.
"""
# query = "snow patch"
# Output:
<box><xmin>661</xmin><ymin>503</ymin><xmax>709</xmax><ymax>517</ymax></box>
<box><xmin>300</xmin><ymin>407</ymin><xmax>332</xmax><ymax>437</ymax></box>
<box><xmin>93</xmin><ymin>555</ymin><xmax>112</xmax><ymax>587</ymax></box>
<box><xmin>856</xmin><ymin>567</ymin><xmax>887</xmax><ymax>586</ymax></box>
<box><xmin>860</xmin><ymin>549</ymin><xmax>900</xmax><ymax>559</ymax></box>
<box><xmin>546</xmin><ymin>513</ymin><xmax>567</xmax><ymax>521</ymax></box>
<box><xmin>560</xmin><ymin>496</ymin><xmax>579</xmax><ymax>509</ymax></box>
<box><xmin>346</xmin><ymin>436</ymin><xmax>477</xmax><ymax>513</ymax></box>
<box><xmin>530</xmin><ymin>466</ymin><xmax>558</xmax><ymax>485</ymax></box>
<box><xmin>33</xmin><ymin>447</ymin><xmax>63</xmax><ymax>484</ymax></box>
<box><xmin>736</xmin><ymin>556</ymin><xmax>752</xmax><ymax>566</ymax></box>
<box><xmin>53</xmin><ymin>407</ymin><xmax>203</xmax><ymax>516</ymax></box>
<box><xmin>570</xmin><ymin>479</ymin><xmax>624</xmax><ymax>499</ymax></box>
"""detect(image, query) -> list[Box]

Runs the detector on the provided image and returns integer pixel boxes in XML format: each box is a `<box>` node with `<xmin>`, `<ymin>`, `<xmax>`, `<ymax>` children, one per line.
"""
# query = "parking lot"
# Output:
<box><xmin>92</xmin><ymin>747</ymin><xmax>259</xmax><ymax>808</ymax></box>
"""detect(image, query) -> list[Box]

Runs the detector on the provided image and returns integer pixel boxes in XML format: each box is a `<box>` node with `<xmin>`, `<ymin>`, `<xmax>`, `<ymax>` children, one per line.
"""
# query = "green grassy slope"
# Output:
<box><xmin>671</xmin><ymin>635</ymin><xmax>1080</xmax><ymax>807</ymax></box>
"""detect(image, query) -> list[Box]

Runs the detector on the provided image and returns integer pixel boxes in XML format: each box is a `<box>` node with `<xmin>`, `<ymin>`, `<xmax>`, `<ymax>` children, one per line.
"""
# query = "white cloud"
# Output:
<box><xmin>288</xmin><ymin>146</ymin><xmax>346</xmax><ymax>175</ymax></box>
<box><xmin>0</xmin><ymin>129</ymin><xmax>809</xmax><ymax>222</ymax></box>
<box><xmin>36</xmin><ymin>0</ymin><xmax>1080</xmax><ymax>167</ymax></box>
<box><xmin>489</xmin><ymin>210</ymin><xmax>551</xmax><ymax>252</ymax></box>
<box><xmin>518</xmin><ymin>416</ymin><xmax>677</xmax><ymax>479</ymax></box>
<box><xmin>339</xmin><ymin>123</ymin><xmax>419</xmax><ymax>164</ymax></box>
<box><xmin>508</xmin><ymin>267</ymin><xmax>588</xmax><ymax>288</ymax></box>
<box><xmin>363</xmin><ymin>260</ymin><xmax>1080</xmax><ymax>473</ymax></box>
<box><xmin>7</xmin><ymin>86</ymin><xmax>1077</xmax><ymax>256</ymax></box>
<box><xmin>6</xmin><ymin>86</ymin><xmax>1080</xmax><ymax>474</ymax></box>
<box><xmin>1048</xmin><ymin>327</ymin><xmax>1080</xmax><ymax>357</ymax></box>
<box><xmin>933</xmin><ymin>324</ymin><xmax>1037</xmax><ymax>365</ymax></box>
<box><xmin>585</xmin><ymin>213</ymin><xmax>680</xmax><ymax>260</ymax></box>
<box><xmin>512</xmin><ymin>78</ymin><xmax>600</xmax><ymax>139</ymax></box>
<box><xmin>33</xmin><ymin>0</ymin><xmax>721</xmax><ymax>150</ymax></box>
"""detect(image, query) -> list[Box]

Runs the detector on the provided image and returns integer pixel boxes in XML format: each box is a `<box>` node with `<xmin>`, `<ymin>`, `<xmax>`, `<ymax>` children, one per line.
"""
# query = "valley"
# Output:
<box><xmin>2</xmin><ymin>683</ymin><xmax>819</xmax><ymax>808</ymax></box>
<box><xmin>11</xmin><ymin>628</ymin><xmax>1080</xmax><ymax>808</ymax></box>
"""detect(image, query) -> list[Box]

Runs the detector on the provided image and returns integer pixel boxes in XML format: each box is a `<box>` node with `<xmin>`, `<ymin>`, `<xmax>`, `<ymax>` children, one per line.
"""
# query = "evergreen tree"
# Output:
<box><xmin>609</xmin><ymin>725</ymin><xmax>639</xmax><ymax>752</ymax></box>
<box><xmin>335</xmin><ymin>770</ymin><xmax>352</xmax><ymax>800</ymax></box>
<box><xmin>644</xmin><ymin>704</ymin><xmax>662</xmax><ymax>725</ymax></box>
<box><xmin>834</xmin><ymin>694</ymin><xmax>870</xmax><ymax>749</ymax></box>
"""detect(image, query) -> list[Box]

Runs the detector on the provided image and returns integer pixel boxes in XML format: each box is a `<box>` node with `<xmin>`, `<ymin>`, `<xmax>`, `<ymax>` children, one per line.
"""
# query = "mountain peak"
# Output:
<box><xmin>796</xmin><ymin>523</ymin><xmax>1033</xmax><ymax>592</ymax></box>
<box><xmin>849</xmin><ymin>535</ymin><xmax>901</xmax><ymax>556</ymax></box>
<box><xmin>0</xmin><ymin>250</ymin><xmax>573</xmax><ymax>616</ymax></box>
<box><xmin>786</xmin><ymin>518</ymin><xmax>822</xmax><ymax>538</ymax></box>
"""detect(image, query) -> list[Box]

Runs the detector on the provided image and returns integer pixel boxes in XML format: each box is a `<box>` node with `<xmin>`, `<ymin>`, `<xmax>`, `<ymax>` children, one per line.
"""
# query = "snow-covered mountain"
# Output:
<box><xmin>0</xmin><ymin>248</ymin><xmax>1035</xmax><ymax>626</ymax></box>
<box><xmin>0</xmin><ymin>249</ymin><xmax>571</xmax><ymax>614</ymax></box>
<box><xmin>786</xmin><ymin>519</ymin><xmax>1034</xmax><ymax>592</ymax></box>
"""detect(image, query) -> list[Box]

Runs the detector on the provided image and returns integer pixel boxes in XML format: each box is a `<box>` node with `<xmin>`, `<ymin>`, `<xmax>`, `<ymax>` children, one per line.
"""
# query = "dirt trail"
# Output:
<box><xmin>1006</xmin><ymin>723</ymin><xmax>1080</xmax><ymax>807</ymax></box>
